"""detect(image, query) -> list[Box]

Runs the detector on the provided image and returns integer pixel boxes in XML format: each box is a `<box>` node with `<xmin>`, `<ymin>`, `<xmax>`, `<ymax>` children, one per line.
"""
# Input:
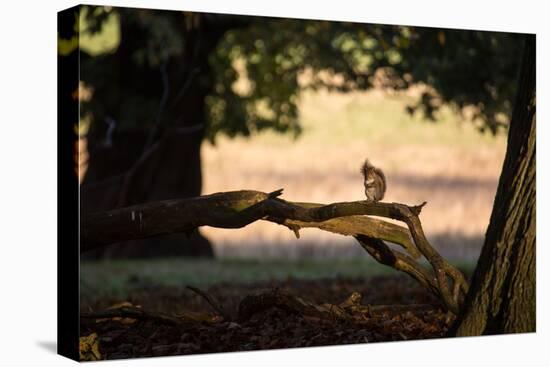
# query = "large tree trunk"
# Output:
<box><xmin>450</xmin><ymin>35</ymin><xmax>535</xmax><ymax>335</ymax></box>
<box><xmin>81</xmin><ymin>12</ymin><xmax>233</xmax><ymax>259</ymax></box>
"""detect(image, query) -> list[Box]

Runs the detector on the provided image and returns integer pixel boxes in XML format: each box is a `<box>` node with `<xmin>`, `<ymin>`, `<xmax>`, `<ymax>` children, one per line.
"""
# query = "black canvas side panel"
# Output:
<box><xmin>57</xmin><ymin>5</ymin><xmax>80</xmax><ymax>361</ymax></box>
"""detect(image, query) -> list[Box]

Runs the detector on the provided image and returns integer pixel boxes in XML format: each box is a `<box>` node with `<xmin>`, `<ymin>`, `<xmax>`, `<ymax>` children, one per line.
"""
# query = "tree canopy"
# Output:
<box><xmin>78</xmin><ymin>6</ymin><xmax>524</xmax><ymax>144</ymax></box>
<box><xmin>72</xmin><ymin>5</ymin><xmax>528</xmax><ymax>259</ymax></box>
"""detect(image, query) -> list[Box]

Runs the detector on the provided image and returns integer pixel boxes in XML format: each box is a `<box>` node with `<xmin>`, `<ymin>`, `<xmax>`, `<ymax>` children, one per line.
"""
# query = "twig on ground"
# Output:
<box><xmin>186</xmin><ymin>285</ymin><xmax>231</xmax><ymax>321</ymax></box>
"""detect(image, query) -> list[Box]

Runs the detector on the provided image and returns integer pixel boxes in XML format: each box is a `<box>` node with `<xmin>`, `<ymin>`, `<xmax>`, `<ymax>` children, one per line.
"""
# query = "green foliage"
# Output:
<box><xmin>387</xmin><ymin>28</ymin><xmax>524</xmax><ymax>133</ymax></box>
<box><xmin>79</xmin><ymin>6</ymin><xmax>120</xmax><ymax>56</ymax></box>
<box><xmin>80</xmin><ymin>6</ymin><xmax>524</xmax><ymax>142</ymax></box>
<box><xmin>58</xmin><ymin>8</ymin><xmax>79</xmax><ymax>56</ymax></box>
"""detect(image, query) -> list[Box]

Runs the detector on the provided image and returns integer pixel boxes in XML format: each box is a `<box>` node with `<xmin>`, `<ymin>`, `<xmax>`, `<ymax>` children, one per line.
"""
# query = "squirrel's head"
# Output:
<box><xmin>361</xmin><ymin>159</ymin><xmax>375</xmax><ymax>178</ymax></box>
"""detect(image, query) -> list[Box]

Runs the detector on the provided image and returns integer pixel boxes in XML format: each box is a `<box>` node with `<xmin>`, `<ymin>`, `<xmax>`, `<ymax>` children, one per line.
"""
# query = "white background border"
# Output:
<box><xmin>0</xmin><ymin>0</ymin><xmax>546</xmax><ymax>366</ymax></box>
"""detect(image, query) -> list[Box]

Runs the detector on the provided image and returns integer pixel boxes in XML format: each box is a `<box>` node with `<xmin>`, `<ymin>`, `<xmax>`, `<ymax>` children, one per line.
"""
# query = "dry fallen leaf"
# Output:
<box><xmin>79</xmin><ymin>332</ymin><xmax>101</xmax><ymax>361</ymax></box>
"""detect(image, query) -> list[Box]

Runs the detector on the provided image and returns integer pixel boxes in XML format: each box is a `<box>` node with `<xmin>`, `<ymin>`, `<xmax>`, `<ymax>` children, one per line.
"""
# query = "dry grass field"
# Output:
<box><xmin>200</xmin><ymin>89</ymin><xmax>507</xmax><ymax>261</ymax></box>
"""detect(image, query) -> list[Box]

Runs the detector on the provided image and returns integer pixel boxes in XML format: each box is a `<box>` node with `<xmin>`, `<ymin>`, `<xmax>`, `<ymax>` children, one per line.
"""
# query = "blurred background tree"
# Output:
<box><xmin>78</xmin><ymin>6</ymin><xmax>524</xmax><ymax>258</ymax></box>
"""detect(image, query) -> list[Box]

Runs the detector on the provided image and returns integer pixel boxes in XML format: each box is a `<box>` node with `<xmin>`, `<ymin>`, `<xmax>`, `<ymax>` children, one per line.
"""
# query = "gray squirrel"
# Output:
<box><xmin>361</xmin><ymin>159</ymin><xmax>386</xmax><ymax>202</ymax></box>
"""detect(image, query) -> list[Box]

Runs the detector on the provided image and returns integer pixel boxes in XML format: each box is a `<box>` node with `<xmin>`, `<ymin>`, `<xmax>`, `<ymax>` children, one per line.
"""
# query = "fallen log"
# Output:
<box><xmin>81</xmin><ymin>189</ymin><xmax>419</xmax><ymax>256</ymax></box>
<box><xmin>80</xmin><ymin>189</ymin><xmax>468</xmax><ymax>314</ymax></box>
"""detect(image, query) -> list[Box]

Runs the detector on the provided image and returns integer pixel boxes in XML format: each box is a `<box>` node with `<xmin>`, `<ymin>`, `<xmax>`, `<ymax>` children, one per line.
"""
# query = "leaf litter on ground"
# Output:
<box><xmin>80</xmin><ymin>275</ymin><xmax>451</xmax><ymax>360</ymax></box>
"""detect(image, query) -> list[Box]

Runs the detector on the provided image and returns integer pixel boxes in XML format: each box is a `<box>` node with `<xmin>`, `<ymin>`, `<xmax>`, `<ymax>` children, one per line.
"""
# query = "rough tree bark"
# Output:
<box><xmin>450</xmin><ymin>35</ymin><xmax>536</xmax><ymax>335</ymax></box>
